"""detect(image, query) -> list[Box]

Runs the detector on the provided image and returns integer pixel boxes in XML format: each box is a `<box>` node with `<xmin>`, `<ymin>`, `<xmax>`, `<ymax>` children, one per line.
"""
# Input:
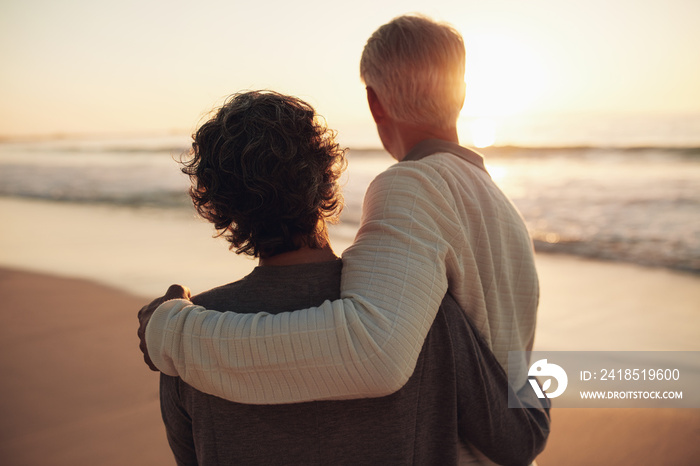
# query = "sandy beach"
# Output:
<box><xmin>0</xmin><ymin>267</ymin><xmax>172</xmax><ymax>465</ymax></box>
<box><xmin>1</xmin><ymin>198</ymin><xmax>699</xmax><ymax>465</ymax></box>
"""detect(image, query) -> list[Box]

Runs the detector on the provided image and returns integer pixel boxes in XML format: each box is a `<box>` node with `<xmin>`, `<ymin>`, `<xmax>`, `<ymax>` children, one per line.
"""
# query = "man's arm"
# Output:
<box><xmin>144</xmin><ymin>163</ymin><xmax>458</xmax><ymax>403</ymax></box>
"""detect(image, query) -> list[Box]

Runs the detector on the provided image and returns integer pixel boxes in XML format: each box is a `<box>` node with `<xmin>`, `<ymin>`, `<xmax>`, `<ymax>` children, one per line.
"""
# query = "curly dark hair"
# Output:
<box><xmin>181</xmin><ymin>91</ymin><xmax>347</xmax><ymax>258</ymax></box>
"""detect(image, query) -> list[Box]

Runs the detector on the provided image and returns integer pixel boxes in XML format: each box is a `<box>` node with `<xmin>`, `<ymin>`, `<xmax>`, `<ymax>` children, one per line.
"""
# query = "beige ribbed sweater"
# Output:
<box><xmin>146</xmin><ymin>148</ymin><xmax>539</xmax><ymax>405</ymax></box>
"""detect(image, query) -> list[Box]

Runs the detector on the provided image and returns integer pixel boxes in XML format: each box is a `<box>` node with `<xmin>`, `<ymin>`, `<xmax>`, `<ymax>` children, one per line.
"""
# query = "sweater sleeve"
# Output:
<box><xmin>145</xmin><ymin>163</ymin><xmax>458</xmax><ymax>404</ymax></box>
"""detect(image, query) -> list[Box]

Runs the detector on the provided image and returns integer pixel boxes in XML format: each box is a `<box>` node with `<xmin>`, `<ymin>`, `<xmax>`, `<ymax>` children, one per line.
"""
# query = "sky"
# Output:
<box><xmin>1</xmin><ymin>0</ymin><xmax>699</xmax><ymax>146</ymax></box>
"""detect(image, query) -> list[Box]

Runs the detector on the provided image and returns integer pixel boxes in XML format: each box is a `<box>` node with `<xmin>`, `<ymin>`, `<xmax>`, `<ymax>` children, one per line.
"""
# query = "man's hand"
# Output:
<box><xmin>137</xmin><ymin>284</ymin><xmax>191</xmax><ymax>371</ymax></box>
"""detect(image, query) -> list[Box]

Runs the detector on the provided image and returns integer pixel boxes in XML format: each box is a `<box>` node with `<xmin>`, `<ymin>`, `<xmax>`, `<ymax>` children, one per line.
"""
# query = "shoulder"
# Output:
<box><xmin>191</xmin><ymin>260</ymin><xmax>344</xmax><ymax>312</ymax></box>
<box><xmin>366</xmin><ymin>152</ymin><xmax>488</xmax><ymax>210</ymax></box>
<box><xmin>374</xmin><ymin>152</ymin><xmax>485</xmax><ymax>188</ymax></box>
<box><xmin>418</xmin><ymin>152</ymin><xmax>489</xmax><ymax>182</ymax></box>
<box><xmin>191</xmin><ymin>279</ymin><xmax>248</xmax><ymax>309</ymax></box>
<box><xmin>367</xmin><ymin>157</ymin><xmax>451</xmax><ymax>201</ymax></box>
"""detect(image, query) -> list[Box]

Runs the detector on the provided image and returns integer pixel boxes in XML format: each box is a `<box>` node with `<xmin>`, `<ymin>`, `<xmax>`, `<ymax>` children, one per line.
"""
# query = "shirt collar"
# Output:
<box><xmin>402</xmin><ymin>139</ymin><xmax>488</xmax><ymax>174</ymax></box>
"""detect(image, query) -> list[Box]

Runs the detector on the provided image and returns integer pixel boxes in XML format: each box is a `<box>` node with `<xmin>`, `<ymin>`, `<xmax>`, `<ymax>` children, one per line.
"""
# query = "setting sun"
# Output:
<box><xmin>466</xmin><ymin>117</ymin><xmax>497</xmax><ymax>148</ymax></box>
<box><xmin>461</xmin><ymin>32</ymin><xmax>549</xmax><ymax>117</ymax></box>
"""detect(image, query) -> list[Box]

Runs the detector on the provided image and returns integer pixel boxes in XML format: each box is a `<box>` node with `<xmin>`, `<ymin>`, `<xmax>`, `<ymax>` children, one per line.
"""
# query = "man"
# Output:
<box><xmin>139</xmin><ymin>15</ymin><xmax>544</xmax><ymax>464</ymax></box>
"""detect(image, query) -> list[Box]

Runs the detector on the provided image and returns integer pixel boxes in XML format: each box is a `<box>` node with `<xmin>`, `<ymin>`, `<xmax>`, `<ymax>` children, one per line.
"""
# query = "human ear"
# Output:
<box><xmin>366</xmin><ymin>87</ymin><xmax>386</xmax><ymax>123</ymax></box>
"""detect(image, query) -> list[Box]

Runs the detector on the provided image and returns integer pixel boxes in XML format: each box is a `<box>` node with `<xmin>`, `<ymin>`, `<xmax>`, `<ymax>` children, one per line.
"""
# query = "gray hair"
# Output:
<box><xmin>360</xmin><ymin>14</ymin><xmax>466</xmax><ymax>129</ymax></box>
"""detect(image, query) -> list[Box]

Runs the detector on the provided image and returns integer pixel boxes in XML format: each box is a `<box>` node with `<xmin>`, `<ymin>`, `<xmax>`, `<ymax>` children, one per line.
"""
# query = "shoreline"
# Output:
<box><xmin>1</xmin><ymin>196</ymin><xmax>699</xmax><ymax>352</ymax></box>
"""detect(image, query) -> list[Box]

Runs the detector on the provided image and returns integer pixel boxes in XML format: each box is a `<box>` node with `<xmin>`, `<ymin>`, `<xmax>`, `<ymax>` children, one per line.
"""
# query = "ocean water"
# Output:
<box><xmin>1</xmin><ymin>122</ymin><xmax>699</xmax><ymax>274</ymax></box>
<box><xmin>481</xmin><ymin>146</ymin><xmax>700</xmax><ymax>272</ymax></box>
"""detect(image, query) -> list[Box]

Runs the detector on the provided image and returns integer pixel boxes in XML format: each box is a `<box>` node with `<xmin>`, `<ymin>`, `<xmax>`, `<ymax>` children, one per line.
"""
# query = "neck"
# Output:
<box><xmin>383</xmin><ymin>120</ymin><xmax>459</xmax><ymax>161</ymax></box>
<box><xmin>258</xmin><ymin>244</ymin><xmax>338</xmax><ymax>267</ymax></box>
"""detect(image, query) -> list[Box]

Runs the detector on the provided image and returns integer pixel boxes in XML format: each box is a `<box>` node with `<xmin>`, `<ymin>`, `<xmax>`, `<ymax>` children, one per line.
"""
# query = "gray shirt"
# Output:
<box><xmin>160</xmin><ymin>259</ymin><xmax>549</xmax><ymax>466</ymax></box>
